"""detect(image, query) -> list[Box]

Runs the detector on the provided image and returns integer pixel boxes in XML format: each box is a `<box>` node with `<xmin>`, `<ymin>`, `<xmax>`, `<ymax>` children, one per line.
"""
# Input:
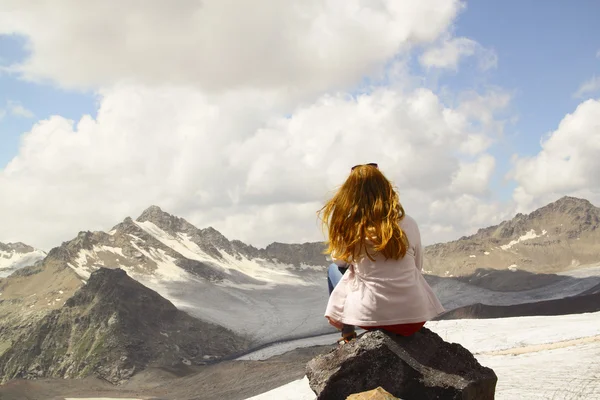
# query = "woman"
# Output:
<box><xmin>318</xmin><ymin>163</ymin><xmax>444</xmax><ymax>344</ymax></box>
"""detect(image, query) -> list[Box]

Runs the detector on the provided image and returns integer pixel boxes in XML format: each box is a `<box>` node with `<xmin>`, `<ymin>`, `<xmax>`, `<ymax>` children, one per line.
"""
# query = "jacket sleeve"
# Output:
<box><xmin>410</xmin><ymin>218</ymin><xmax>424</xmax><ymax>272</ymax></box>
<box><xmin>415</xmin><ymin>241</ymin><xmax>424</xmax><ymax>272</ymax></box>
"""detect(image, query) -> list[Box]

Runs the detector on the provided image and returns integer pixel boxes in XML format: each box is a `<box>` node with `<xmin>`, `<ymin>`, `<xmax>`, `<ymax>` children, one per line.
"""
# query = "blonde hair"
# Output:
<box><xmin>318</xmin><ymin>164</ymin><xmax>409</xmax><ymax>262</ymax></box>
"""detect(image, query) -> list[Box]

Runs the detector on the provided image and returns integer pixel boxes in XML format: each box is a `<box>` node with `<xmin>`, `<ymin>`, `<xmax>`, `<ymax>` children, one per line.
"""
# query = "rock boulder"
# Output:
<box><xmin>306</xmin><ymin>328</ymin><xmax>497</xmax><ymax>400</ymax></box>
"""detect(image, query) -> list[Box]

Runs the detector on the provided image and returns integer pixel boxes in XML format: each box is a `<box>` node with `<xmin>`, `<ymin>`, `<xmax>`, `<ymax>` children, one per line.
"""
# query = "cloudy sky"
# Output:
<box><xmin>0</xmin><ymin>0</ymin><xmax>599</xmax><ymax>250</ymax></box>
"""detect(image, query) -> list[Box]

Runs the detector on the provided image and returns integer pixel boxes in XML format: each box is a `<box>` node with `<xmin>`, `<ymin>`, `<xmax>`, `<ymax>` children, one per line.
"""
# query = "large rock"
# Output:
<box><xmin>306</xmin><ymin>328</ymin><xmax>497</xmax><ymax>400</ymax></box>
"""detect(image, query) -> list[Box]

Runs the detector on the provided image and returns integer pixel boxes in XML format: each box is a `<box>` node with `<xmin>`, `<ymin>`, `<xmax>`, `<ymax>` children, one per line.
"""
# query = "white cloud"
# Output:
<box><xmin>419</xmin><ymin>36</ymin><xmax>498</xmax><ymax>71</ymax></box>
<box><xmin>596</xmin><ymin>49</ymin><xmax>600</xmax><ymax>59</ymax></box>
<box><xmin>0</xmin><ymin>84</ymin><xmax>508</xmax><ymax>249</ymax></box>
<box><xmin>426</xmin><ymin>194</ymin><xmax>513</xmax><ymax>241</ymax></box>
<box><xmin>6</xmin><ymin>101</ymin><xmax>34</xmax><ymax>118</ymax></box>
<box><xmin>573</xmin><ymin>76</ymin><xmax>600</xmax><ymax>99</ymax></box>
<box><xmin>0</xmin><ymin>0</ymin><xmax>462</xmax><ymax>100</ymax></box>
<box><xmin>511</xmin><ymin>99</ymin><xmax>600</xmax><ymax>212</ymax></box>
<box><xmin>0</xmin><ymin>0</ymin><xmax>515</xmax><ymax>250</ymax></box>
<box><xmin>450</xmin><ymin>154</ymin><xmax>495</xmax><ymax>195</ymax></box>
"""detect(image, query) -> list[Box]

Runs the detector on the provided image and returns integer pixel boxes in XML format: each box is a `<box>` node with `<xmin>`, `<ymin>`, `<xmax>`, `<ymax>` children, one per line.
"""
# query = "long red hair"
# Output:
<box><xmin>318</xmin><ymin>164</ymin><xmax>409</xmax><ymax>262</ymax></box>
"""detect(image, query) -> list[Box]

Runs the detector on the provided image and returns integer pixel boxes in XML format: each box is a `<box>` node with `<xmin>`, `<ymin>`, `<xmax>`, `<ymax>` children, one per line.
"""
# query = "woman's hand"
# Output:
<box><xmin>327</xmin><ymin>316</ymin><xmax>343</xmax><ymax>330</ymax></box>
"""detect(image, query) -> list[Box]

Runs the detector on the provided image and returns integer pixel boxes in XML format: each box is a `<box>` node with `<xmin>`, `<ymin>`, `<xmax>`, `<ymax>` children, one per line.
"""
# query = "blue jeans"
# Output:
<box><xmin>327</xmin><ymin>263</ymin><xmax>355</xmax><ymax>334</ymax></box>
<box><xmin>327</xmin><ymin>263</ymin><xmax>348</xmax><ymax>295</ymax></box>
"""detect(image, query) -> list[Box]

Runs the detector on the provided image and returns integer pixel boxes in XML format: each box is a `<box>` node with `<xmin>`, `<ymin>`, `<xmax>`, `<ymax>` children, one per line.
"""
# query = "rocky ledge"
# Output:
<box><xmin>306</xmin><ymin>328</ymin><xmax>497</xmax><ymax>400</ymax></box>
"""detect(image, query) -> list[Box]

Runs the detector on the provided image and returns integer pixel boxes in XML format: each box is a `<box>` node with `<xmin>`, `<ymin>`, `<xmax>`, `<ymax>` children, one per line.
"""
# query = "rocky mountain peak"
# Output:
<box><xmin>539</xmin><ymin>196</ymin><xmax>598</xmax><ymax>215</ymax></box>
<box><xmin>0</xmin><ymin>242</ymin><xmax>35</xmax><ymax>253</ymax></box>
<box><xmin>135</xmin><ymin>205</ymin><xmax>198</xmax><ymax>235</ymax></box>
<box><xmin>136</xmin><ymin>204</ymin><xmax>174</xmax><ymax>225</ymax></box>
<box><xmin>0</xmin><ymin>267</ymin><xmax>249</xmax><ymax>384</ymax></box>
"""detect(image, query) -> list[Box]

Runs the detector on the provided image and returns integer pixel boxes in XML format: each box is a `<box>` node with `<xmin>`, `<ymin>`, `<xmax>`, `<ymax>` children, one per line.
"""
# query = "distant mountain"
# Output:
<box><xmin>0</xmin><ymin>268</ymin><xmax>249</xmax><ymax>384</ymax></box>
<box><xmin>45</xmin><ymin>204</ymin><xmax>328</xmax><ymax>287</ymax></box>
<box><xmin>0</xmin><ymin>206</ymin><xmax>331</xmax><ymax>359</ymax></box>
<box><xmin>0</xmin><ymin>242</ymin><xmax>46</xmax><ymax>278</ymax></box>
<box><xmin>424</xmin><ymin>196</ymin><xmax>600</xmax><ymax>277</ymax></box>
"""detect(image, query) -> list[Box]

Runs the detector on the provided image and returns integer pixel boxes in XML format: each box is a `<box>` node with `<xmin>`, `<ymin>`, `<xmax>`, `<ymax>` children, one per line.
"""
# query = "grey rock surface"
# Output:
<box><xmin>306</xmin><ymin>328</ymin><xmax>497</xmax><ymax>400</ymax></box>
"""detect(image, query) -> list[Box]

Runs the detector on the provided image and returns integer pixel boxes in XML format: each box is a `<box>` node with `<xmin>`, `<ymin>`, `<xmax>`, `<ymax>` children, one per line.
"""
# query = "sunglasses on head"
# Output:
<box><xmin>351</xmin><ymin>163</ymin><xmax>378</xmax><ymax>171</ymax></box>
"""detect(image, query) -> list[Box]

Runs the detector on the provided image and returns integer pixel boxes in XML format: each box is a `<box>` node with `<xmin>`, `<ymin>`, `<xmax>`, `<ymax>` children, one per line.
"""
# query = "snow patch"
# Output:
<box><xmin>134</xmin><ymin>221</ymin><xmax>317</xmax><ymax>286</ymax></box>
<box><xmin>484</xmin><ymin>251</ymin><xmax>490</xmax><ymax>255</ymax></box>
<box><xmin>500</xmin><ymin>229</ymin><xmax>547</xmax><ymax>250</ymax></box>
<box><xmin>469</xmin><ymin>255</ymin><xmax>476</xmax><ymax>258</ymax></box>
<box><xmin>68</xmin><ymin>262</ymin><xmax>91</xmax><ymax>280</ymax></box>
<box><xmin>0</xmin><ymin>248</ymin><xmax>46</xmax><ymax>277</ymax></box>
<box><xmin>128</xmin><ymin>242</ymin><xmax>190</xmax><ymax>282</ymax></box>
<box><xmin>508</xmin><ymin>264</ymin><xmax>518</xmax><ymax>272</ymax></box>
<box><xmin>219</xmin><ymin>251</ymin><xmax>314</xmax><ymax>286</ymax></box>
<box><xmin>97</xmin><ymin>245</ymin><xmax>125</xmax><ymax>257</ymax></box>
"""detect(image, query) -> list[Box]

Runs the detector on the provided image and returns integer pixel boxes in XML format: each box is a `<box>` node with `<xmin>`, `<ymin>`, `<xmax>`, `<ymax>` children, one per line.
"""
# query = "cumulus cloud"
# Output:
<box><xmin>573</xmin><ymin>76</ymin><xmax>600</xmax><ymax>99</ymax></box>
<box><xmin>0</xmin><ymin>0</ymin><xmax>461</xmax><ymax>99</ymax></box>
<box><xmin>450</xmin><ymin>154</ymin><xmax>495</xmax><ymax>195</ymax></box>
<box><xmin>427</xmin><ymin>194</ymin><xmax>513</xmax><ymax>239</ymax></box>
<box><xmin>419</xmin><ymin>37</ymin><xmax>498</xmax><ymax>71</ymax></box>
<box><xmin>6</xmin><ymin>100</ymin><xmax>34</xmax><ymax>118</ymax></box>
<box><xmin>0</xmin><ymin>0</ymin><xmax>515</xmax><ymax>250</ymax></box>
<box><xmin>511</xmin><ymin>99</ymin><xmax>600</xmax><ymax>211</ymax></box>
<box><xmin>0</xmin><ymin>84</ymin><xmax>508</xmax><ymax>249</ymax></box>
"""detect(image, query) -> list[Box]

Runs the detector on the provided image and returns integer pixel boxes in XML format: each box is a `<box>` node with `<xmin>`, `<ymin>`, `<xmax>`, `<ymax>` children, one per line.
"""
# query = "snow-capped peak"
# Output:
<box><xmin>0</xmin><ymin>242</ymin><xmax>47</xmax><ymax>278</ymax></box>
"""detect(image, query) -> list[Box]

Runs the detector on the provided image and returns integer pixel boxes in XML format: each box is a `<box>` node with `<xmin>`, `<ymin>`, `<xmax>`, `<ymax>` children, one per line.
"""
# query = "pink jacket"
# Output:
<box><xmin>325</xmin><ymin>215</ymin><xmax>444</xmax><ymax>326</ymax></box>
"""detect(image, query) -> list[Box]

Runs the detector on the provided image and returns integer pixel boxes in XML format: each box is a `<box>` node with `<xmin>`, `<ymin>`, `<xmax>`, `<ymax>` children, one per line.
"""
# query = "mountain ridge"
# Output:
<box><xmin>0</xmin><ymin>267</ymin><xmax>249</xmax><ymax>384</ymax></box>
<box><xmin>423</xmin><ymin>196</ymin><xmax>600</xmax><ymax>276</ymax></box>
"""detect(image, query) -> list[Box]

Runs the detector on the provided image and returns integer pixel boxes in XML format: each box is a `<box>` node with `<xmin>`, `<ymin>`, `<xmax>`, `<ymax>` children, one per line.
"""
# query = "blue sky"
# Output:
<box><xmin>453</xmin><ymin>1</ymin><xmax>600</xmax><ymax>198</ymax></box>
<box><xmin>0</xmin><ymin>35</ymin><xmax>97</xmax><ymax>167</ymax></box>
<box><xmin>454</xmin><ymin>0</ymin><xmax>599</xmax><ymax>152</ymax></box>
<box><xmin>0</xmin><ymin>0</ymin><xmax>599</xmax><ymax>249</ymax></box>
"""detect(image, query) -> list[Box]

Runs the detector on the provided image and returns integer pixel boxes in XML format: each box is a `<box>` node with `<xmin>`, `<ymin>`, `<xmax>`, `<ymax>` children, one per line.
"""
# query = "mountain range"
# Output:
<box><xmin>1</xmin><ymin>195</ymin><xmax>599</xmax><ymax>385</ymax></box>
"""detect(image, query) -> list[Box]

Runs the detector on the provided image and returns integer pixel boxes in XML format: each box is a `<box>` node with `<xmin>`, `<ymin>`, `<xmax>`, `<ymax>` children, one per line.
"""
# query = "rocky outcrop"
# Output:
<box><xmin>0</xmin><ymin>268</ymin><xmax>250</xmax><ymax>385</ymax></box>
<box><xmin>306</xmin><ymin>328</ymin><xmax>497</xmax><ymax>400</ymax></box>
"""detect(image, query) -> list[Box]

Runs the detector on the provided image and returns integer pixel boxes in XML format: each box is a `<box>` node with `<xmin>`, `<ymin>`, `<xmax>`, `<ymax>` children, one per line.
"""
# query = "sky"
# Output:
<box><xmin>0</xmin><ymin>0</ymin><xmax>599</xmax><ymax>251</ymax></box>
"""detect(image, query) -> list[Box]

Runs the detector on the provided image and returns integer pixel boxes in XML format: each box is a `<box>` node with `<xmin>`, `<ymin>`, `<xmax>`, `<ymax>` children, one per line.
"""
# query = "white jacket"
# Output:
<box><xmin>325</xmin><ymin>215</ymin><xmax>445</xmax><ymax>326</ymax></box>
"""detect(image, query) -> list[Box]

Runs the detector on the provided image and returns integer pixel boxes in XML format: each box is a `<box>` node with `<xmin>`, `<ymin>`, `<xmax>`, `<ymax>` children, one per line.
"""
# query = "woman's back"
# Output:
<box><xmin>326</xmin><ymin>214</ymin><xmax>444</xmax><ymax>326</ymax></box>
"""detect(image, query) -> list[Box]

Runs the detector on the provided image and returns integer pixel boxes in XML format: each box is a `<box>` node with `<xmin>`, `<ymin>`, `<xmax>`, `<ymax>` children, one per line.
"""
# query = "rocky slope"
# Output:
<box><xmin>424</xmin><ymin>196</ymin><xmax>600</xmax><ymax>276</ymax></box>
<box><xmin>0</xmin><ymin>242</ymin><xmax>46</xmax><ymax>278</ymax></box>
<box><xmin>0</xmin><ymin>268</ymin><xmax>249</xmax><ymax>384</ymax></box>
<box><xmin>0</xmin><ymin>206</ymin><xmax>331</xmax><ymax>357</ymax></box>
